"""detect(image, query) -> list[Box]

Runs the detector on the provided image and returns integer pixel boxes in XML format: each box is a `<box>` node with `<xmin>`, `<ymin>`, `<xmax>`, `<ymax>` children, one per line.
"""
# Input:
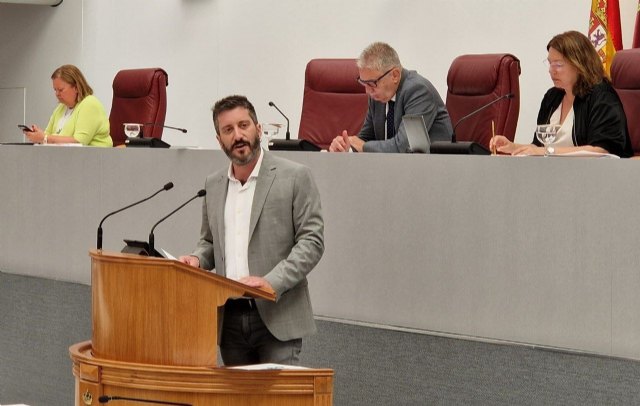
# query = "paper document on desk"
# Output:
<box><xmin>157</xmin><ymin>247</ymin><xmax>176</xmax><ymax>260</ymax></box>
<box><xmin>551</xmin><ymin>151</ymin><xmax>620</xmax><ymax>158</ymax></box>
<box><xmin>37</xmin><ymin>143</ymin><xmax>83</xmax><ymax>147</ymax></box>
<box><xmin>229</xmin><ymin>363</ymin><xmax>310</xmax><ymax>371</ymax></box>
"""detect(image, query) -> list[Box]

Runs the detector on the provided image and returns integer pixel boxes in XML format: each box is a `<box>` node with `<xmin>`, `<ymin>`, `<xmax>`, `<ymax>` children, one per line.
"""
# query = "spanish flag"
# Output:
<box><xmin>588</xmin><ymin>0</ymin><xmax>623</xmax><ymax>76</ymax></box>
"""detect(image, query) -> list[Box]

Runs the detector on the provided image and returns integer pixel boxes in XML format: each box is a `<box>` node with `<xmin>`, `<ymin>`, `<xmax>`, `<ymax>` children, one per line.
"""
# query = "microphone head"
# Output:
<box><xmin>505</xmin><ymin>93</ymin><xmax>514</xmax><ymax>99</ymax></box>
<box><xmin>164</xmin><ymin>182</ymin><xmax>174</xmax><ymax>191</ymax></box>
<box><xmin>181</xmin><ymin>128</ymin><xmax>188</xmax><ymax>133</ymax></box>
<box><xmin>98</xmin><ymin>395</ymin><xmax>110</xmax><ymax>403</ymax></box>
<box><xmin>268</xmin><ymin>101</ymin><xmax>275</xmax><ymax>107</ymax></box>
<box><xmin>197</xmin><ymin>189</ymin><xmax>206</xmax><ymax>197</ymax></box>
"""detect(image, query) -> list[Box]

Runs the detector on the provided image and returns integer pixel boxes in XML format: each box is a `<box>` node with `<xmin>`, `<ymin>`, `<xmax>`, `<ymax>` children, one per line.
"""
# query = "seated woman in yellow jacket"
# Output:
<box><xmin>24</xmin><ymin>64</ymin><xmax>113</xmax><ymax>147</ymax></box>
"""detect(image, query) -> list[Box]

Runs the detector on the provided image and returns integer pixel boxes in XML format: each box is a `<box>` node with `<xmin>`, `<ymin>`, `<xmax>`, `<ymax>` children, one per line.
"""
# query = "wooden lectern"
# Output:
<box><xmin>69</xmin><ymin>250</ymin><xmax>333</xmax><ymax>406</ymax></box>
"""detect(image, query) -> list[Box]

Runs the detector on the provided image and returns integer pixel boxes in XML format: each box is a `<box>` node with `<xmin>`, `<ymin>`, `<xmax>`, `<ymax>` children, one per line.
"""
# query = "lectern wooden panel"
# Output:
<box><xmin>71</xmin><ymin>250</ymin><xmax>333</xmax><ymax>405</ymax></box>
<box><xmin>90</xmin><ymin>250</ymin><xmax>275</xmax><ymax>367</ymax></box>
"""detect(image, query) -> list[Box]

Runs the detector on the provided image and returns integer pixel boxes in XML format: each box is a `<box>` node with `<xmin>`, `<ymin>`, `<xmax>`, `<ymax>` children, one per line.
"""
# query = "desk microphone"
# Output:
<box><xmin>99</xmin><ymin>394</ymin><xmax>191</xmax><ymax>405</ymax></box>
<box><xmin>148</xmin><ymin>189</ymin><xmax>206</xmax><ymax>256</ymax></box>
<box><xmin>143</xmin><ymin>122</ymin><xmax>188</xmax><ymax>134</ymax></box>
<box><xmin>268</xmin><ymin>101</ymin><xmax>290</xmax><ymax>140</ymax></box>
<box><xmin>97</xmin><ymin>182</ymin><xmax>174</xmax><ymax>250</ymax></box>
<box><xmin>451</xmin><ymin>93</ymin><xmax>514</xmax><ymax>143</ymax></box>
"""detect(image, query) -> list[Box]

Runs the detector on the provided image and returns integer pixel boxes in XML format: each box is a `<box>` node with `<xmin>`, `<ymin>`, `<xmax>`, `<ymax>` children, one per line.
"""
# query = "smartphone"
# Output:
<box><xmin>18</xmin><ymin>124</ymin><xmax>33</xmax><ymax>132</ymax></box>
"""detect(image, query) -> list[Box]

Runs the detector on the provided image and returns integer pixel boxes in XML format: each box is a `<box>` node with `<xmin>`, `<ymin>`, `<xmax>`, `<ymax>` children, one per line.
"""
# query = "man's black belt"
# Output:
<box><xmin>225</xmin><ymin>298</ymin><xmax>256</xmax><ymax>311</ymax></box>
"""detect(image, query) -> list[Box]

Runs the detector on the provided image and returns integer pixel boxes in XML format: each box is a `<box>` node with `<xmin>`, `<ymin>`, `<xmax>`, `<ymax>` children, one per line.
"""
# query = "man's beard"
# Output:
<box><xmin>222</xmin><ymin>134</ymin><xmax>261</xmax><ymax>166</ymax></box>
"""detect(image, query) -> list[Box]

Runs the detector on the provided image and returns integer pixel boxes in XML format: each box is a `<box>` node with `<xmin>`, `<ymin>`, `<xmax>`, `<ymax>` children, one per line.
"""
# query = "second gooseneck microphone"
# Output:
<box><xmin>268</xmin><ymin>101</ymin><xmax>291</xmax><ymax>140</ymax></box>
<box><xmin>143</xmin><ymin>122</ymin><xmax>188</xmax><ymax>134</ymax></box>
<box><xmin>148</xmin><ymin>189</ymin><xmax>206</xmax><ymax>256</ymax></box>
<box><xmin>451</xmin><ymin>93</ymin><xmax>514</xmax><ymax>143</ymax></box>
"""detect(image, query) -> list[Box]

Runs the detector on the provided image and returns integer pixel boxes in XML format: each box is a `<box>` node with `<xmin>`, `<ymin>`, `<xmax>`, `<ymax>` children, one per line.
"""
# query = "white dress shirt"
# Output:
<box><xmin>549</xmin><ymin>105</ymin><xmax>575</xmax><ymax>147</ymax></box>
<box><xmin>223</xmin><ymin>150</ymin><xmax>264</xmax><ymax>281</ymax></box>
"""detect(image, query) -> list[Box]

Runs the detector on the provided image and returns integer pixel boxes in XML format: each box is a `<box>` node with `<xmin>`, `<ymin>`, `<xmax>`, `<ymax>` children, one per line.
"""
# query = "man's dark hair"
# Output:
<box><xmin>211</xmin><ymin>95</ymin><xmax>259</xmax><ymax>135</ymax></box>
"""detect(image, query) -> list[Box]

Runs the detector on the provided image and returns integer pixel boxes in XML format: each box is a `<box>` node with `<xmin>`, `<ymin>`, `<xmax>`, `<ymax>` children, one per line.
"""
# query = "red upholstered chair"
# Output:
<box><xmin>298</xmin><ymin>59</ymin><xmax>368</xmax><ymax>150</ymax></box>
<box><xmin>611</xmin><ymin>49</ymin><xmax>640</xmax><ymax>156</ymax></box>
<box><xmin>446</xmin><ymin>54</ymin><xmax>521</xmax><ymax>149</ymax></box>
<box><xmin>109</xmin><ymin>68</ymin><xmax>169</xmax><ymax>147</ymax></box>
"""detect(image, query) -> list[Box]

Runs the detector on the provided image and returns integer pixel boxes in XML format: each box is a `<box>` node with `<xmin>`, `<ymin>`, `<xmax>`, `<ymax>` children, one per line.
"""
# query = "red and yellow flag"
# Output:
<box><xmin>588</xmin><ymin>0</ymin><xmax>623</xmax><ymax>75</ymax></box>
<box><xmin>633</xmin><ymin>0</ymin><xmax>640</xmax><ymax>48</ymax></box>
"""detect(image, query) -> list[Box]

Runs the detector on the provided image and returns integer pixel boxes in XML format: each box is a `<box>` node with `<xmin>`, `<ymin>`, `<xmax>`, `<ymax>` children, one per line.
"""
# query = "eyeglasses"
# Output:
<box><xmin>543</xmin><ymin>59</ymin><xmax>566</xmax><ymax>70</ymax></box>
<box><xmin>357</xmin><ymin>68</ymin><xmax>394</xmax><ymax>88</ymax></box>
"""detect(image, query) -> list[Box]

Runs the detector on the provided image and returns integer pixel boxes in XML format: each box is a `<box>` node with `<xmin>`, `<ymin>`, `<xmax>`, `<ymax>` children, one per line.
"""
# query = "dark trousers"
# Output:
<box><xmin>220</xmin><ymin>299</ymin><xmax>302</xmax><ymax>366</ymax></box>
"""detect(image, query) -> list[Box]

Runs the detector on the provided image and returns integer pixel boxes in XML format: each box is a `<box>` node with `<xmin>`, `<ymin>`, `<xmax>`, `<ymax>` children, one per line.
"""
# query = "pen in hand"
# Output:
<box><xmin>491</xmin><ymin>120</ymin><xmax>497</xmax><ymax>156</ymax></box>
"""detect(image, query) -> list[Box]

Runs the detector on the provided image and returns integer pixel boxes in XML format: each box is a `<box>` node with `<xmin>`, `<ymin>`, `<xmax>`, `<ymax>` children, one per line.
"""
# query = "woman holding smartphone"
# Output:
<box><xmin>23</xmin><ymin>64</ymin><xmax>113</xmax><ymax>147</ymax></box>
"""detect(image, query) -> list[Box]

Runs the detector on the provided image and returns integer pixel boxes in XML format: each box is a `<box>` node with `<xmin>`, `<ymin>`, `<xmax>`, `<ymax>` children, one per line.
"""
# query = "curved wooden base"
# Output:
<box><xmin>70</xmin><ymin>341</ymin><xmax>333</xmax><ymax>406</ymax></box>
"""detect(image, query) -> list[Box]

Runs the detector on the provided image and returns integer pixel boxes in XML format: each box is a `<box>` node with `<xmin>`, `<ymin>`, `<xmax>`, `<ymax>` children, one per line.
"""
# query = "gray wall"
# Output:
<box><xmin>1</xmin><ymin>0</ymin><xmax>639</xmax><ymax>146</ymax></box>
<box><xmin>2</xmin><ymin>146</ymin><xmax>640</xmax><ymax>360</ymax></box>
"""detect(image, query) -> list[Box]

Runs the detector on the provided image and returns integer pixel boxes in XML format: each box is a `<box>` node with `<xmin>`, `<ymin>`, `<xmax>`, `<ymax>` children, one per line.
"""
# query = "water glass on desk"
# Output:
<box><xmin>535</xmin><ymin>124</ymin><xmax>561</xmax><ymax>157</ymax></box>
<box><xmin>261</xmin><ymin>123</ymin><xmax>282</xmax><ymax>149</ymax></box>
<box><xmin>123</xmin><ymin>123</ymin><xmax>142</xmax><ymax>138</ymax></box>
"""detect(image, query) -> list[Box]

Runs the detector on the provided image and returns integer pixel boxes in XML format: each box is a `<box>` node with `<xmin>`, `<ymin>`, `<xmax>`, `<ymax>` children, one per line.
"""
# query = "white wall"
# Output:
<box><xmin>1</xmin><ymin>0</ymin><xmax>638</xmax><ymax>147</ymax></box>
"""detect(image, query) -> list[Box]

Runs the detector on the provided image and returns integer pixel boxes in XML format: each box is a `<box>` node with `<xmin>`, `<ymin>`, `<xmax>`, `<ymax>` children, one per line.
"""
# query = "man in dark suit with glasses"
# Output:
<box><xmin>329</xmin><ymin>42</ymin><xmax>452</xmax><ymax>153</ymax></box>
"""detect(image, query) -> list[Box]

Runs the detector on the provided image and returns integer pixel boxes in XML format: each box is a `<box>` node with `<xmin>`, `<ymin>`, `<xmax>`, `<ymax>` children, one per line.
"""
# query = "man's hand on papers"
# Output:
<box><xmin>178</xmin><ymin>255</ymin><xmax>200</xmax><ymax>267</ymax></box>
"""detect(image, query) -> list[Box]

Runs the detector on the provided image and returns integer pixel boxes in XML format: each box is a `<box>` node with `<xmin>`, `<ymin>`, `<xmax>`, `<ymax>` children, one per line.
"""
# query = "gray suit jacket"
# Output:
<box><xmin>359</xmin><ymin>68</ymin><xmax>453</xmax><ymax>152</ymax></box>
<box><xmin>192</xmin><ymin>151</ymin><xmax>324</xmax><ymax>341</ymax></box>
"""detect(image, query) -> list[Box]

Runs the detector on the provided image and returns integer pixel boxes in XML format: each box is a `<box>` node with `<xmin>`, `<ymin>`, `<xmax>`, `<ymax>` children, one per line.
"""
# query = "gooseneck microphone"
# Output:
<box><xmin>148</xmin><ymin>189</ymin><xmax>206</xmax><ymax>256</ymax></box>
<box><xmin>143</xmin><ymin>122</ymin><xmax>188</xmax><ymax>134</ymax></box>
<box><xmin>268</xmin><ymin>101</ymin><xmax>290</xmax><ymax>140</ymax></box>
<box><xmin>97</xmin><ymin>182</ymin><xmax>174</xmax><ymax>250</ymax></box>
<box><xmin>451</xmin><ymin>93</ymin><xmax>514</xmax><ymax>143</ymax></box>
<box><xmin>98</xmin><ymin>394</ymin><xmax>191</xmax><ymax>405</ymax></box>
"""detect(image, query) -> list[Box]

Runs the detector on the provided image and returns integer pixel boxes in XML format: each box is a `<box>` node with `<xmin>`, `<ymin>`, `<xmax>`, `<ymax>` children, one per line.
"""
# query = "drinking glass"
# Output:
<box><xmin>123</xmin><ymin>123</ymin><xmax>142</xmax><ymax>138</ymax></box>
<box><xmin>535</xmin><ymin>124</ymin><xmax>561</xmax><ymax>156</ymax></box>
<box><xmin>261</xmin><ymin>123</ymin><xmax>282</xmax><ymax>149</ymax></box>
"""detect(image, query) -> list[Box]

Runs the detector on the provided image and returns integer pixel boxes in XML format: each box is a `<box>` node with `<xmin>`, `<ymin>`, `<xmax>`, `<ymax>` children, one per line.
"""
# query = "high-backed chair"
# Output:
<box><xmin>298</xmin><ymin>59</ymin><xmax>368</xmax><ymax>150</ymax></box>
<box><xmin>611</xmin><ymin>49</ymin><xmax>640</xmax><ymax>156</ymax></box>
<box><xmin>446</xmin><ymin>54</ymin><xmax>521</xmax><ymax>149</ymax></box>
<box><xmin>109</xmin><ymin>68</ymin><xmax>169</xmax><ymax>147</ymax></box>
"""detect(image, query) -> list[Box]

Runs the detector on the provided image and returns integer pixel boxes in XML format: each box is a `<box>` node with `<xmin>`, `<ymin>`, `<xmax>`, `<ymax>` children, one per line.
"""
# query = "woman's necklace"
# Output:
<box><xmin>55</xmin><ymin>106</ymin><xmax>75</xmax><ymax>134</ymax></box>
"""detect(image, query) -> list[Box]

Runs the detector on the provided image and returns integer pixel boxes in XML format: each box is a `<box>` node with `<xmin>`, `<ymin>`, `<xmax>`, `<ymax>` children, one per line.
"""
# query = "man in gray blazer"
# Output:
<box><xmin>329</xmin><ymin>42</ymin><xmax>453</xmax><ymax>153</ymax></box>
<box><xmin>179</xmin><ymin>95</ymin><xmax>324</xmax><ymax>366</ymax></box>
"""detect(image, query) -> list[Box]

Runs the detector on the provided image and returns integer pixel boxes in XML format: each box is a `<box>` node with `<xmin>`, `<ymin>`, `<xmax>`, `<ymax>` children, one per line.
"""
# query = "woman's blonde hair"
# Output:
<box><xmin>51</xmin><ymin>64</ymin><xmax>94</xmax><ymax>102</ymax></box>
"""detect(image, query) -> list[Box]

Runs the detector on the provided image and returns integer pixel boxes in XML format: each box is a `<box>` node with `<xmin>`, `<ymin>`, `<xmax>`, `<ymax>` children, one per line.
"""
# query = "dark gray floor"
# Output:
<box><xmin>2</xmin><ymin>271</ymin><xmax>640</xmax><ymax>405</ymax></box>
<box><xmin>1</xmin><ymin>272</ymin><xmax>91</xmax><ymax>405</ymax></box>
<box><xmin>302</xmin><ymin>321</ymin><xmax>640</xmax><ymax>405</ymax></box>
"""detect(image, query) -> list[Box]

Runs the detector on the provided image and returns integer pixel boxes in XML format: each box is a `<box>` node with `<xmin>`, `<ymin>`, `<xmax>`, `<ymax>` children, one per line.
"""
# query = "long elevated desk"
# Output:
<box><xmin>2</xmin><ymin>145</ymin><xmax>640</xmax><ymax>360</ymax></box>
